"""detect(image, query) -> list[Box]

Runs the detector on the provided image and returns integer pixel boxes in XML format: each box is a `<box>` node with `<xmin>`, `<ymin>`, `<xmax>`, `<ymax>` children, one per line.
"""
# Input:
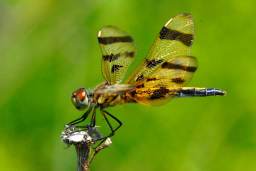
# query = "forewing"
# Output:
<box><xmin>98</xmin><ymin>26</ymin><xmax>136</xmax><ymax>84</ymax></box>
<box><xmin>127</xmin><ymin>13</ymin><xmax>194</xmax><ymax>84</ymax></box>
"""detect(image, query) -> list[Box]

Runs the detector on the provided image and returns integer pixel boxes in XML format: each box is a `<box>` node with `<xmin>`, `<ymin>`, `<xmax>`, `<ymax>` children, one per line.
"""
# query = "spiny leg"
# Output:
<box><xmin>101</xmin><ymin>110</ymin><xmax>122</xmax><ymax>137</ymax></box>
<box><xmin>101</xmin><ymin>111</ymin><xmax>114</xmax><ymax>136</ymax></box>
<box><xmin>92</xmin><ymin>110</ymin><xmax>122</xmax><ymax>148</ymax></box>
<box><xmin>90</xmin><ymin>107</ymin><xmax>97</xmax><ymax>127</ymax></box>
<box><xmin>67</xmin><ymin>107</ymin><xmax>93</xmax><ymax>126</ymax></box>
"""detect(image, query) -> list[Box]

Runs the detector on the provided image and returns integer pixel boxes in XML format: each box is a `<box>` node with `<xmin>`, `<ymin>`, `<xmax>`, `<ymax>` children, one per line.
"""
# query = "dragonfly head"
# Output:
<box><xmin>71</xmin><ymin>88</ymin><xmax>91</xmax><ymax>110</ymax></box>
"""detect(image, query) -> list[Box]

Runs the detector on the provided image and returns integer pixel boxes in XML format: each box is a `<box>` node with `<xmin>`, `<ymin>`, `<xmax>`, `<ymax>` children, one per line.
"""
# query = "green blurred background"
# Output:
<box><xmin>0</xmin><ymin>0</ymin><xmax>256</xmax><ymax>171</ymax></box>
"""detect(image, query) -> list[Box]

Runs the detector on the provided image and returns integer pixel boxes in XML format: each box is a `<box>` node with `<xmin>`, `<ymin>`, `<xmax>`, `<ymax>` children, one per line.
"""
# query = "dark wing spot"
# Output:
<box><xmin>159</xmin><ymin>27</ymin><xmax>193</xmax><ymax>46</ymax></box>
<box><xmin>98</xmin><ymin>36</ymin><xmax>133</xmax><ymax>44</ymax></box>
<box><xmin>161</xmin><ymin>62</ymin><xmax>197</xmax><ymax>72</ymax></box>
<box><xmin>171</xmin><ymin>78</ymin><xmax>185</xmax><ymax>84</ymax></box>
<box><xmin>103</xmin><ymin>53</ymin><xmax>121</xmax><ymax>62</ymax></box>
<box><xmin>136</xmin><ymin>83</ymin><xmax>145</xmax><ymax>88</ymax></box>
<box><xmin>146</xmin><ymin>78</ymin><xmax>158</xmax><ymax>82</ymax></box>
<box><xmin>103</xmin><ymin>51</ymin><xmax>134</xmax><ymax>62</ymax></box>
<box><xmin>145</xmin><ymin>59</ymin><xmax>164</xmax><ymax>68</ymax></box>
<box><xmin>124</xmin><ymin>51</ymin><xmax>135</xmax><ymax>58</ymax></box>
<box><xmin>111</xmin><ymin>65</ymin><xmax>123</xmax><ymax>73</ymax></box>
<box><xmin>150</xmin><ymin>87</ymin><xmax>170</xmax><ymax>99</ymax></box>
<box><xmin>136</xmin><ymin>74</ymin><xmax>144</xmax><ymax>82</ymax></box>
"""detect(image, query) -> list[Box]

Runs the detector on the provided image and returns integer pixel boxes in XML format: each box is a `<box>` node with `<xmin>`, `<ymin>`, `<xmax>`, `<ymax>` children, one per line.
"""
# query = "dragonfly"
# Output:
<box><xmin>68</xmin><ymin>13</ymin><xmax>226</xmax><ymax>138</ymax></box>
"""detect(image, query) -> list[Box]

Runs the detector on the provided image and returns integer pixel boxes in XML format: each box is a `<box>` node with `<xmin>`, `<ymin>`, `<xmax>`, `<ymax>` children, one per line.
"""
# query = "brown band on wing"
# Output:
<box><xmin>150</xmin><ymin>87</ymin><xmax>170</xmax><ymax>99</ymax></box>
<box><xmin>135</xmin><ymin>74</ymin><xmax>144</xmax><ymax>82</ymax></box>
<box><xmin>98</xmin><ymin>36</ymin><xmax>133</xmax><ymax>44</ymax></box>
<box><xmin>146</xmin><ymin>78</ymin><xmax>158</xmax><ymax>82</ymax></box>
<box><xmin>103</xmin><ymin>53</ymin><xmax>121</xmax><ymax>62</ymax></box>
<box><xmin>171</xmin><ymin>77</ymin><xmax>185</xmax><ymax>84</ymax></box>
<box><xmin>103</xmin><ymin>51</ymin><xmax>134</xmax><ymax>62</ymax></box>
<box><xmin>161</xmin><ymin>62</ymin><xmax>197</xmax><ymax>72</ymax></box>
<box><xmin>111</xmin><ymin>65</ymin><xmax>123</xmax><ymax>73</ymax></box>
<box><xmin>159</xmin><ymin>27</ymin><xmax>193</xmax><ymax>46</ymax></box>
<box><xmin>124</xmin><ymin>51</ymin><xmax>135</xmax><ymax>58</ymax></box>
<box><xmin>136</xmin><ymin>83</ymin><xmax>145</xmax><ymax>88</ymax></box>
<box><xmin>145</xmin><ymin>59</ymin><xmax>164</xmax><ymax>68</ymax></box>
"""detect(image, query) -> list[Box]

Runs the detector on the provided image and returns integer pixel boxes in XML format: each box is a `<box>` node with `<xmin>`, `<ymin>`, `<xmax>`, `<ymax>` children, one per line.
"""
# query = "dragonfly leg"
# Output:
<box><xmin>85</xmin><ymin>110</ymin><xmax>123</xmax><ymax>149</ymax></box>
<box><xmin>67</xmin><ymin>107</ymin><xmax>93</xmax><ymax>126</ymax></box>
<box><xmin>90</xmin><ymin>108</ymin><xmax>97</xmax><ymax>127</ymax></box>
<box><xmin>101</xmin><ymin>110</ymin><xmax>122</xmax><ymax>137</ymax></box>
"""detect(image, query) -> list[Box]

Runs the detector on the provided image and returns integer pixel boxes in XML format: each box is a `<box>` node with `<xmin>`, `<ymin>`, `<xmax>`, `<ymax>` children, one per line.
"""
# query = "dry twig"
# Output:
<box><xmin>61</xmin><ymin>125</ymin><xmax>112</xmax><ymax>171</ymax></box>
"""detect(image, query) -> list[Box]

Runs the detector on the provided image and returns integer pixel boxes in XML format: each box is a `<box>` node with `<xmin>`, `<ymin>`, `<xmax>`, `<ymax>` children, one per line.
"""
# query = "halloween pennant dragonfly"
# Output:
<box><xmin>68</xmin><ymin>13</ymin><xmax>226</xmax><ymax>138</ymax></box>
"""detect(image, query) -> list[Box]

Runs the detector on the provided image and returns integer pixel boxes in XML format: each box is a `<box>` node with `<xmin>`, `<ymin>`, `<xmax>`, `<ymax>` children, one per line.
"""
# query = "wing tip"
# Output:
<box><xmin>176</xmin><ymin>13</ymin><xmax>193</xmax><ymax>20</ymax></box>
<box><xmin>98</xmin><ymin>25</ymin><xmax>128</xmax><ymax>38</ymax></box>
<box><xmin>180</xmin><ymin>12</ymin><xmax>192</xmax><ymax>17</ymax></box>
<box><xmin>165</xmin><ymin>13</ymin><xmax>193</xmax><ymax>27</ymax></box>
<box><xmin>98</xmin><ymin>25</ymin><xmax>117</xmax><ymax>37</ymax></box>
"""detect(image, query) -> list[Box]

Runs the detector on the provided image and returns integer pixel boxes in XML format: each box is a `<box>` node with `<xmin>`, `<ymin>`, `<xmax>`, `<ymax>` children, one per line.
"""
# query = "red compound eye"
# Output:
<box><xmin>76</xmin><ymin>88</ymin><xmax>86</xmax><ymax>101</ymax></box>
<box><xmin>71</xmin><ymin>88</ymin><xmax>88</xmax><ymax>110</ymax></box>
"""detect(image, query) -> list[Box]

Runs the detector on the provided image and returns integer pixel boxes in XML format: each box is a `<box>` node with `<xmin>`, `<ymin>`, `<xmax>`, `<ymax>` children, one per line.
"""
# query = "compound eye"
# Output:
<box><xmin>76</xmin><ymin>88</ymin><xmax>86</xmax><ymax>101</ymax></box>
<box><xmin>71</xmin><ymin>88</ymin><xmax>88</xmax><ymax>110</ymax></box>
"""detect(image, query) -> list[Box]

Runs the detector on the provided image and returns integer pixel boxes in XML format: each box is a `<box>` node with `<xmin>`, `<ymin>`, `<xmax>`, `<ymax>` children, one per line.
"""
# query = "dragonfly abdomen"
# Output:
<box><xmin>176</xmin><ymin>87</ymin><xmax>226</xmax><ymax>97</ymax></box>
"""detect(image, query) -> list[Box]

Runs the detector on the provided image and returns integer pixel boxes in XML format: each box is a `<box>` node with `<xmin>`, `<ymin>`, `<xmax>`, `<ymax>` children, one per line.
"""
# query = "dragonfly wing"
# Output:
<box><xmin>98</xmin><ymin>26</ymin><xmax>136</xmax><ymax>84</ymax></box>
<box><xmin>128</xmin><ymin>56</ymin><xmax>198</xmax><ymax>105</ymax></box>
<box><xmin>126</xmin><ymin>13</ymin><xmax>197</xmax><ymax>105</ymax></box>
<box><xmin>127</xmin><ymin>13</ymin><xmax>194</xmax><ymax>84</ymax></box>
<box><xmin>149</xmin><ymin>55</ymin><xmax>198</xmax><ymax>86</ymax></box>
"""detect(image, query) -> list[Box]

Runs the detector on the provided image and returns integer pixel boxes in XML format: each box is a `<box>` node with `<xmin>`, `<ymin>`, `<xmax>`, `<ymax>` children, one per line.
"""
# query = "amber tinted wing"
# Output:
<box><xmin>149</xmin><ymin>55</ymin><xmax>197</xmax><ymax>86</ymax></box>
<box><xmin>128</xmin><ymin>56</ymin><xmax>198</xmax><ymax>105</ymax></box>
<box><xmin>98</xmin><ymin>26</ymin><xmax>136</xmax><ymax>85</ymax></box>
<box><xmin>127</xmin><ymin>13</ymin><xmax>194</xmax><ymax>84</ymax></box>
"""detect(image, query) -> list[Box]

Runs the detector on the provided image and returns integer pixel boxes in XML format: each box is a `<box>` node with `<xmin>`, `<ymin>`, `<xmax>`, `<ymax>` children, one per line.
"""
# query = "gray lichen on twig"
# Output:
<box><xmin>61</xmin><ymin>125</ymin><xmax>112</xmax><ymax>171</ymax></box>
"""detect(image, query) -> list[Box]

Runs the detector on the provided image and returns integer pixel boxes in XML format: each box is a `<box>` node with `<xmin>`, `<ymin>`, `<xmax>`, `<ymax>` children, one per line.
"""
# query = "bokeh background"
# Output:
<box><xmin>0</xmin><ymin>0</ymin><xmax>256</xmax><ymax>171</ymax></box>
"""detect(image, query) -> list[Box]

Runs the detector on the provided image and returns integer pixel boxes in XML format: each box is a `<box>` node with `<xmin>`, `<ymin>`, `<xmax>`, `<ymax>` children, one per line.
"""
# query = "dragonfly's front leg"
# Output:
<box><xmin>67</xmin><ymin>107</ymin><xmax>93</xmax><ymax>126</ymax></box>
